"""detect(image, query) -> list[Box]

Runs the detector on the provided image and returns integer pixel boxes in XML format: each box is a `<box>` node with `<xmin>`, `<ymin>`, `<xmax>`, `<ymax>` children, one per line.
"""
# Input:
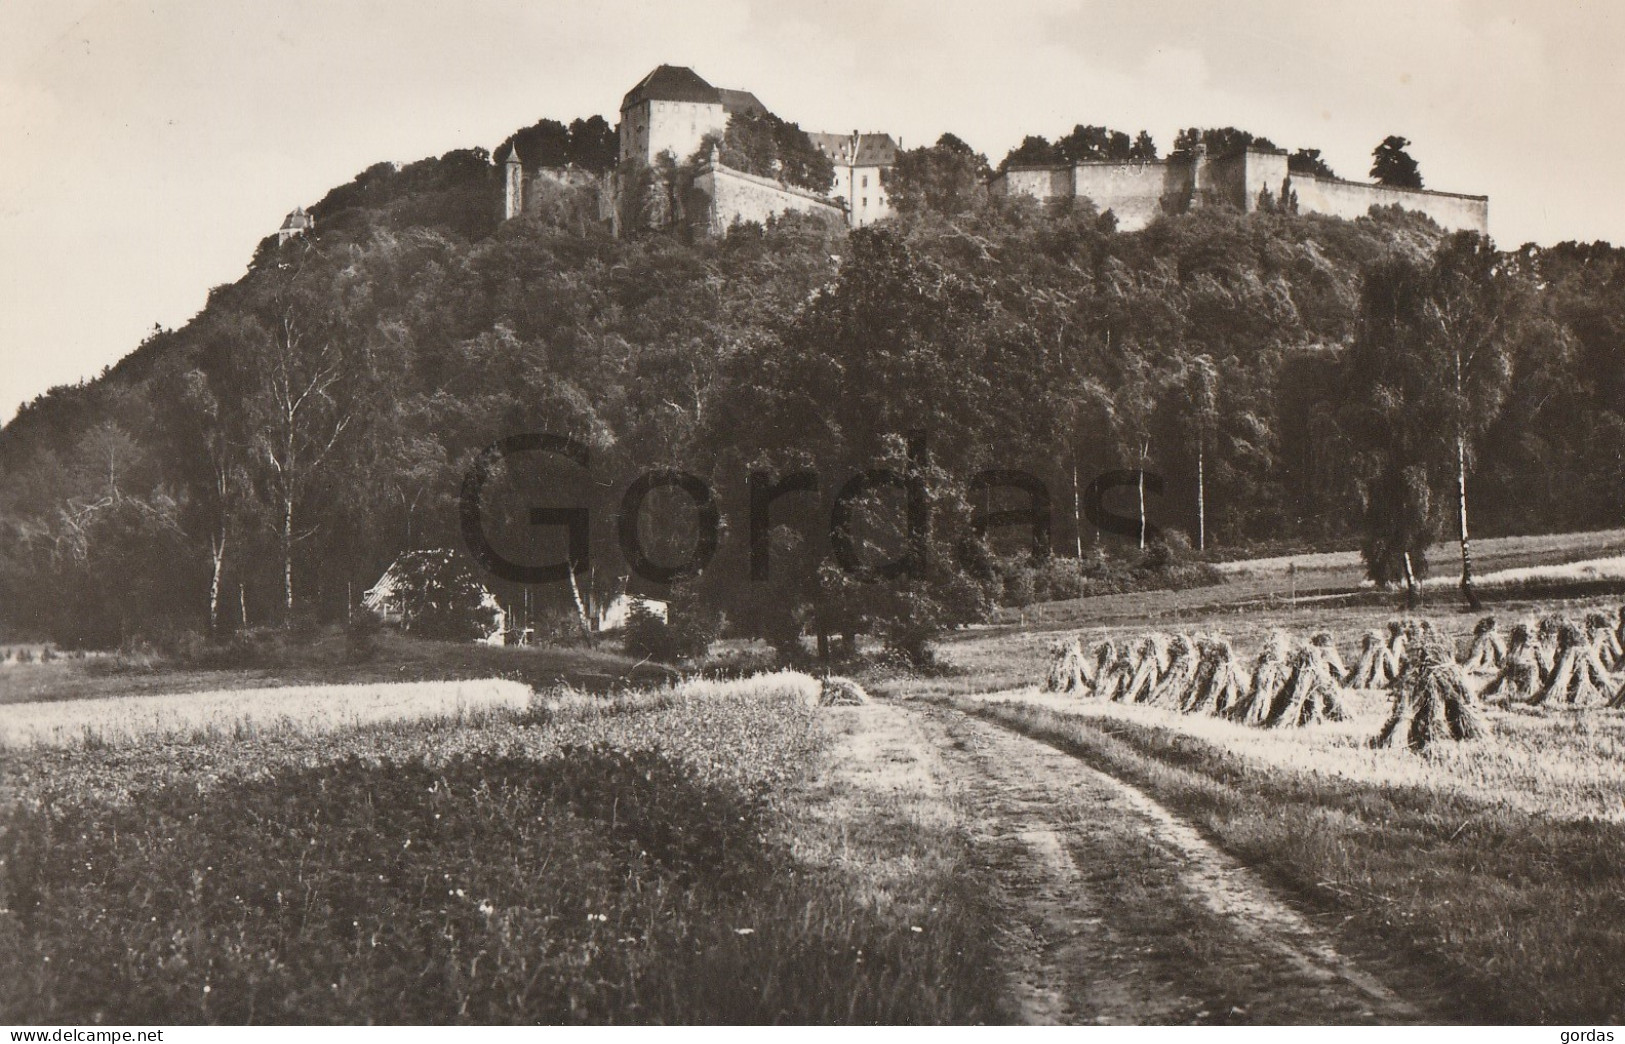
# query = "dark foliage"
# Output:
<box><xmin>1000</xmin><ymin>125</ymin><xmax>1158</xmax><ymax>170</ymax></box>
<box><xmin>1371</xmin><ymin>135</ymin><xmax>1424</xmax><ymax>189</ymax></box>
<box><xmin>716</xmin><ymin>110</ymin><xmax>835</xmax><ymax>193</ymax></box>
<box><xmin>1288</xmin><ymin>148</ymin><xmax>1337</xmax><ymax>179</ymax></box>
<box><xmin>1173</xmin><ymin>127</ymin><xmax>1279</xmax><ymax>157</ymax></box>
<box><xmin>620</xmin><ymin>593</ymin><xmax>719</xmax><ymax>664</ymax></box>
<box><xmin>883</xmin><ymin>134</ymin><xmax>990</xmax><ymax>215</ymax></box>
<box><xmin>495</xmin><ymin>115</ymin><xmax>619</xmax><ymax>174</ymax></box>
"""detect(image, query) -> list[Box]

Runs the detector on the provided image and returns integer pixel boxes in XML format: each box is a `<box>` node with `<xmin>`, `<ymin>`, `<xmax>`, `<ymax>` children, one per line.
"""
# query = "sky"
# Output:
<box><xmin>2</xmin><ymin>0</ymin><xmax>1623</xmax><ymax>424</ymax></box>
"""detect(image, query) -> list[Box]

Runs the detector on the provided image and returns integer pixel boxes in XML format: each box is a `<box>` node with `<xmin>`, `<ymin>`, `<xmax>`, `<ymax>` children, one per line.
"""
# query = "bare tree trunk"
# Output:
<box><xmin>208</xmin><ymin>532</ymin><xmax>226</xmax><ymax>638</ymax></box>
<box><xmin>1071</xmin><ymin>453</ymin><xmax>1083</xmax><ymax>560</ymax></box>
<box><xmin>1457</xmin><ymin>435</ymin><xmax>1481</xmax><ymax>610</ymax></box>
<box><xmin>282</xmin><ymin>495</ymin><xmax>294</xmax><ymax>625</ymax></box>
<box><xmin>239</xmin><ymin>583</ymin><xmax>248</xmax><ymax>630</ymax></box>
<box><xmin>1196</xmin><ymin>439</ymin><xmax>1207</xmax><ymax>552</ymax></box>
<box><xmin>1137</xmin><ymin>438</ymin><xmax>1149</xmax><ymax>550</ymax></box>
<box><xmin>1402</xmin><ymin>551</ymin><xmax>1420</xmax><ymax>608</ymax></box>
<box><xmin>566</xmin><ymin>562</ymin><xmax>591</xmax><ymax>633</ymax></box>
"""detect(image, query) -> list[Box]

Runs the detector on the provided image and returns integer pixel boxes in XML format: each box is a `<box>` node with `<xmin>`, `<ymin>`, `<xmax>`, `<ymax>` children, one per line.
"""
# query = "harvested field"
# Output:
<box><xmin>0</xmin><ymin>678</ymin><xmax>533</xmax><ymax>750</ymax></box>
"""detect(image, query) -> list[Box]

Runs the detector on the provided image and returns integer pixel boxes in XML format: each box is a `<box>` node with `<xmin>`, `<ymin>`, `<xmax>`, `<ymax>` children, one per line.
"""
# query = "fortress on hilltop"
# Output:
<box><xmin>283</xmin><ymin>64</ymin><xmax>1487</xmax><ymax>239</ymax></box>
<box><xmin>494</xmin><ymin>64</ymin><xmax>896</xmax><ymax>235</ymax></box>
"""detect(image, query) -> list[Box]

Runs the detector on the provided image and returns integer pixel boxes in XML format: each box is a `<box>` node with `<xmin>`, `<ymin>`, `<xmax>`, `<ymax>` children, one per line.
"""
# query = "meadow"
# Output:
<box><xmin>0</xmin><ymin>631</ymin><xmax>678</xmax><ymax>706</ymax></box>
<box><xmin>0</xmin><ymin>671</ymin><xmax>1004</xmax><ymax>1024</ymax></box>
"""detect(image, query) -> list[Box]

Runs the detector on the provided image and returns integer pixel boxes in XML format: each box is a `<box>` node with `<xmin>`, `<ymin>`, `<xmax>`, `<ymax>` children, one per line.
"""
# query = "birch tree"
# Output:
<box><xmin>235</xmin><ymin>295</ymin><xmax>358</xmax><ymax>623</ymax></box>
<box><xmin>1422</xmin><ymin>233</ymin><xmax>1520</xmax><ymax>609</ymax></box>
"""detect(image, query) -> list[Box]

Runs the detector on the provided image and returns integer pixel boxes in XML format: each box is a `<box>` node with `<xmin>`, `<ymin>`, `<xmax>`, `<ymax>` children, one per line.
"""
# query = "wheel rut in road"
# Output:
<box><xmin>892</xmin><ymin>701</ymin><xmax>1429</xmax><ymax>1025</ymax></box>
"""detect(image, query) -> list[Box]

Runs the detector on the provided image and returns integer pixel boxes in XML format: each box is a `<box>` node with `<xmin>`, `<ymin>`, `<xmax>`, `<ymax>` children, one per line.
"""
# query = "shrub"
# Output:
<box><xmin>345</xmin><ymin>609</ymin><xmax>384</xmax><ymax>662</ymax></box>
<box><xmin>992</xmin><ymin>542</ymin><xmax>1221</xmax><ymax>608</ymax></box>
<box><xmin>622</xmin><ymin>589</ymin><xmax>719</xmax><ymax>664</ymax></box>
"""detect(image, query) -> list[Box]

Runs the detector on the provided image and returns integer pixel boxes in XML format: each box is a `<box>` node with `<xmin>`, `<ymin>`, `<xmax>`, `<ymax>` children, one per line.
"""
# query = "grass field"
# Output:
<box><xmin>0</xmin><ymin>631</ymin><xmax>677</xmax><ymax>707</ymax></box>
<box><xmin>0</xmin><ymin>671</ymin><xmax>1004</xmax><ymax>1024</ymax></box>
<box><xmin>994</xmin><ymin>527</ymin><xmax>1625</xmax><ymax>634</ymax></box>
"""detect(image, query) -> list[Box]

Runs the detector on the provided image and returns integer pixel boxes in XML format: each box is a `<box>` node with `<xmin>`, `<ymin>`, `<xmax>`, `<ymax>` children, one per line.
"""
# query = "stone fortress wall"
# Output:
<box><xmin>992</xmin><ymin>147</ymin><xmax>1487</xmax><ymax>235</ymax></box>
<box><xmin>1287</xmin><ymin>172</ymin><xmax>1489</xmax><ymax>233</ymax></box>
<box><xmin>693</xmin><ymin>161</ymin><xmax>847</xmax><ymax>234</ymax></box>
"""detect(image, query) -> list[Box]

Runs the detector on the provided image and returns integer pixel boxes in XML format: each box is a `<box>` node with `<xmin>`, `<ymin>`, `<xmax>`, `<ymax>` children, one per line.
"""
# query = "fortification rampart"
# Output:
<box><xmin>992</xmin><ymin>147</ymin><xmax>1488</xmax><ymax>235</ymax></box>
<box><xmin>1070</xmin><ymin>162</ymin><xmax>1185</xmax><ymax>228</ymax></box>
<box><xmin>1287</xmin><ymin>173</ymin><xmax>1488</xmax><ymax>234</ymax></box>
<box><xmin>693</xmin><ymin>162</ymin><xmax>847</xmax><ymax>234</ymax></box>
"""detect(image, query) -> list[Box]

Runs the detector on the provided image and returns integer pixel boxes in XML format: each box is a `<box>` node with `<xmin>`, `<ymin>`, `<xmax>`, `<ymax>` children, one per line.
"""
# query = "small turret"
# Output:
<box><xmin>1190</xmin><ymin>141</ymin><xmax>1208</xmax><ymax>209</ymax></box>
<box><xmin>277</xmin><ymin>205</ymin><xmax>312</xmax><ymax>245</ymax></box>
<box><xmin>503</xmin><ymin>145</ymin><xmax>524</xmax><ymax>220</ymax></box>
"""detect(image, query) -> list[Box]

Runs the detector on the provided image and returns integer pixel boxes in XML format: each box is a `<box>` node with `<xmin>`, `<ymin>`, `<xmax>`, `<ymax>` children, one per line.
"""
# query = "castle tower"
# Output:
<box><xmin>503</xmin><ymin>147</ymin><xmax>524</xmax><ymax>220</ymax></box>
<box><xmin>618</xmin><ymin>65</ymin><xmax>764</xmax><ymax>168</ymax></box>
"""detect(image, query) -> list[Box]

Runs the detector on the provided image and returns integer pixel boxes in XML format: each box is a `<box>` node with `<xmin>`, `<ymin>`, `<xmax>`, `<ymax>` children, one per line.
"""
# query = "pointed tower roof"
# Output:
<box><xmin>505</xmin><ymin>144</ymin><xmax>523</xmax><ymax>165</ymax></box>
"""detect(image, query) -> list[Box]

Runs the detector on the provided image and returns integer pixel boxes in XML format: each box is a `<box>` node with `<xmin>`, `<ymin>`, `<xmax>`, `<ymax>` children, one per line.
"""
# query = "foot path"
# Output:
<box><xmin>824</xmin><ymin>699</ymin><xmax>1433</xmax><ymax>1025</ymax></box>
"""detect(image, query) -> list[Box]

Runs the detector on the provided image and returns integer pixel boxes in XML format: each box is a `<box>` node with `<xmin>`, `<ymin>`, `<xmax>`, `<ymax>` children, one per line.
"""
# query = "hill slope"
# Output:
<box><xmin>3</xmin><ymin>135</ymin><xmax>1624</xmax><ymax>647</ymax></box>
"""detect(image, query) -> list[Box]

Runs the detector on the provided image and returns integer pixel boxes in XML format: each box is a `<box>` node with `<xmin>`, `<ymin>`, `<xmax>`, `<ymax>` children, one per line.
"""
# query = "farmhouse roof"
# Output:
<box><xmin>622</xmin><ymin>65</ymin><xmax>721</xmax><ymax>109</ymax></box>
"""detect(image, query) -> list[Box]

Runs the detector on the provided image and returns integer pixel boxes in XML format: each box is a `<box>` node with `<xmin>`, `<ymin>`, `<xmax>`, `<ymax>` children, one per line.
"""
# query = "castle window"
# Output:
<box><xmin>862</xmin><ymin>175</ymin><xmax>868</xmax><ymax>188</ymax></box>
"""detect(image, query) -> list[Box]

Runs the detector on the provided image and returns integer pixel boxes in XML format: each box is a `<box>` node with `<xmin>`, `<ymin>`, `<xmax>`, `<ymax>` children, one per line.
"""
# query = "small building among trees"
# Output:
<box><xmin>362</xmin><ymin>549</ymin><xmax>505</xmax><ymax>644</ymax></box>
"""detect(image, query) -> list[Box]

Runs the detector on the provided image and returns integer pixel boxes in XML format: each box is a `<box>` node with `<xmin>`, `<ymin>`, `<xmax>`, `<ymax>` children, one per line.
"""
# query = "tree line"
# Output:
<box><xmin>996</xmin><ymin>126</ymin><xmax>1433</xmax><ymax>191</ymax></box>
<box><xmin>1</xmin><ymin>129</ymin><xmax>1621</xmax><ymax>660</ymax></box>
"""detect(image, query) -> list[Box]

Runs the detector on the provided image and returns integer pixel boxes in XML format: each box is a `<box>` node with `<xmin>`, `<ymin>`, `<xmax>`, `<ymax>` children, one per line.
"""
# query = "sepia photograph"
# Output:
<box><xmin>2</xmin><ymin>0</ymin><xmax>1624</xmax><ymax>1031</ymax></box>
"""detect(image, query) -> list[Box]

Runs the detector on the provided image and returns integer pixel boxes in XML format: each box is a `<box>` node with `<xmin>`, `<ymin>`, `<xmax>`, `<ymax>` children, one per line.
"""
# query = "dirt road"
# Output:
<box><xmin>822</xmin><ymin>699</ymin><xmax>1433</xmax><ymax>1025</ymax></box>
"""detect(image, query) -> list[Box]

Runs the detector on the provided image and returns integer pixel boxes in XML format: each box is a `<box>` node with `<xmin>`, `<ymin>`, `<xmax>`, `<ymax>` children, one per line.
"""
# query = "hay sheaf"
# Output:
<box><xmin>1264</xmin><ymin>646</ymin><xmax>1348</xmax><ymax>728</ymax></box>
<box><xmin>1097</xmin><ymin>641</ymin><xmax>1135</xmax><ymax>702</ymax></box>
<box><xmin>1374</xmin><ymin>640</ymin><xmax>1482</xmax><ymax>751</ymax></box>
<box><xmin>1227</xmin><ymin>632</ymin><xmax>1293</xmax><ymax>726</ymax></box>
<box><xmin>1482</xmin><ymin>623</ymin><xmax>1543</xmax><ymax>703</ymax></box>
<box><xmin>1533</xmin><ymin>622</ymin><xmax>1613</xmax><ymax>708</ymax></box>
<box><xmin>1460</xmin><ymin>616</ymin><xmax>1505</xmax><ymax>676</ymax></box>
<box><xmin>1121</xmin><ymin>634</ymin><xmax>1170</xmax><ymax>704</ymax></box>
<box><xmin>1146</xmin><ymin>635</ymin><xmax>1199</xmax><ymax>707</ymax></box>
<box><xmin>1183</xmin><ymin>636</ymin><xmax>1248</xmax><ymax>716</ymax></box>
<box><xmin>818</xmin><ymin>677</ymin><xmax>870</xmax><ymax>706</ymax></box>
<box><xmin>1347</xmin><ymin>630</ymin><xmax>1400</xmax><ymax>689</ymax></box>
<box><xmin>1309</xmin><ymin>631</ymin><xmax>1347</xmax><ymax>680</ymax></box>
<box><xmin>1585</xmin><ymin>611</ymin><xmax>1623</xmax><ymax>671</ymax></box>
<box><xmin>1041</xmin><ymin>636</ymin><xmax>1091</xmax><ymax>695</ymax></box>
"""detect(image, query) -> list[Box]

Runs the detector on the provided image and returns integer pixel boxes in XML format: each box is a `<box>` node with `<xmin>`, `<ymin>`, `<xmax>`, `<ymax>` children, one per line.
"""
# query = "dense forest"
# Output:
<box><xmin>4</xmin><ymin>122</ymin><xmax>1625</xmax><ymax>657</ymax></box>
